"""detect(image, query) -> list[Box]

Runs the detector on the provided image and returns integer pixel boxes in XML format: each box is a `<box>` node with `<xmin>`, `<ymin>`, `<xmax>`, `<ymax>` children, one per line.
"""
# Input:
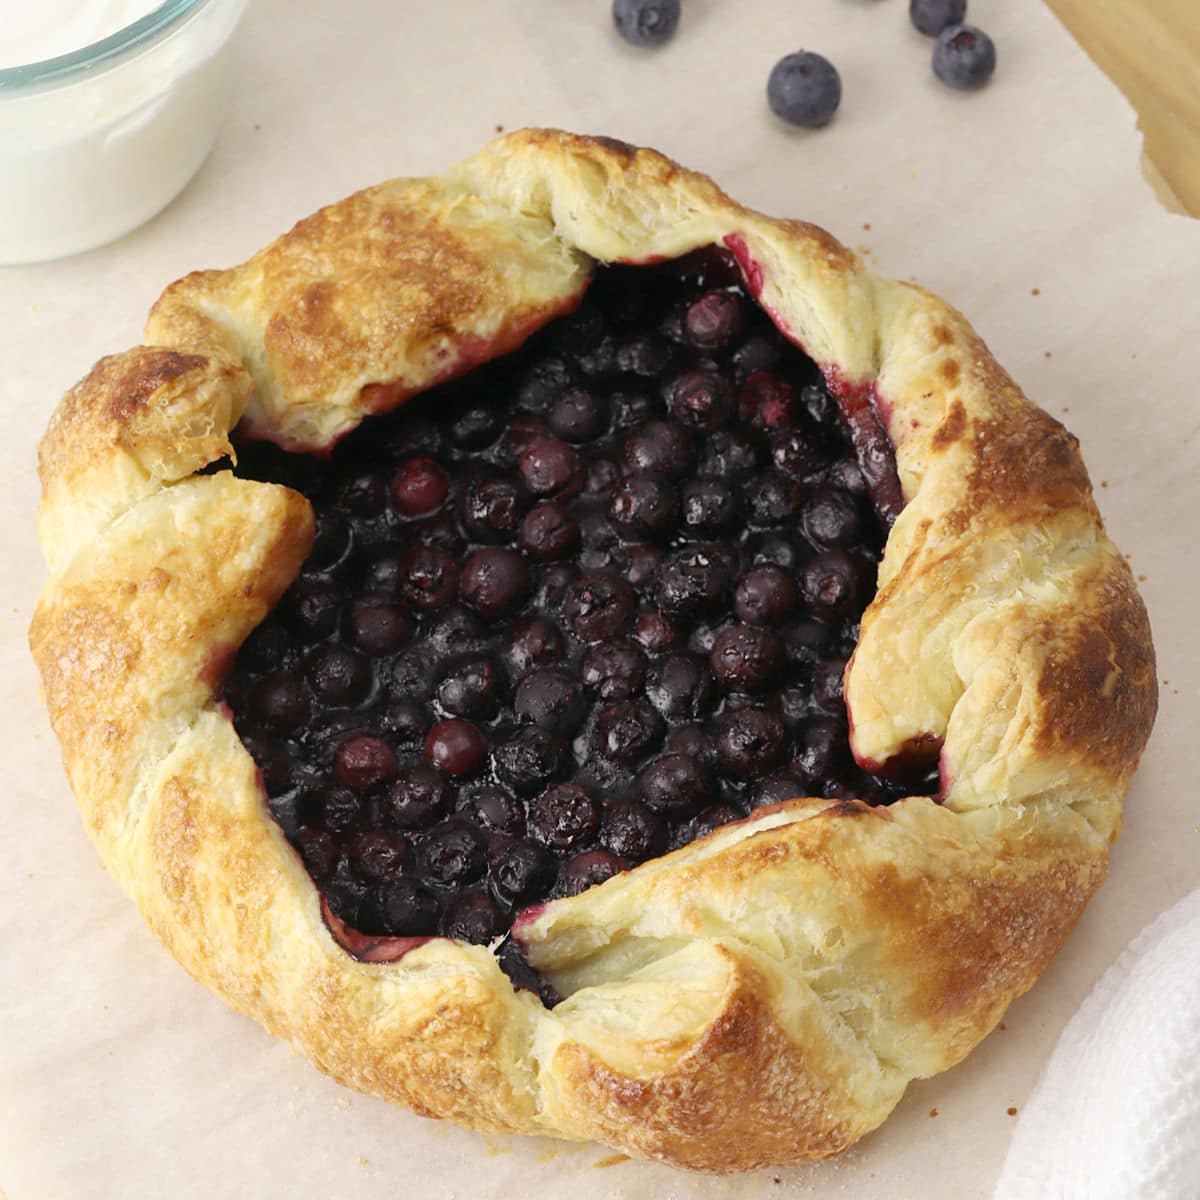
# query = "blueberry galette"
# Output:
<box><xmin>30</xmin><ymin>130</ymin><xmax>1156</xmax><ymax>1171</ymax></box>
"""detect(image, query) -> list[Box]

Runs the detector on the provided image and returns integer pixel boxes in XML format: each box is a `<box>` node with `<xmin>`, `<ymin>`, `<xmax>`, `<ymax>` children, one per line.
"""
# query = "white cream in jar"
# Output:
<box><xmin>0</xmin><ymin>0</ymin><xmax>248</xmax><ymax>265</ymax></box>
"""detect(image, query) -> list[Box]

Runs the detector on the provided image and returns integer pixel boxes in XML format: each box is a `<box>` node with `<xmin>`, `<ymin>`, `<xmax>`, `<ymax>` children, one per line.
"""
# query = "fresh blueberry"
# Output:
<box><xmin>933</xmin><ymin>25</ymin><xmax>996</xmax><ymax>90</ymax></box>
<box><xmin>613</xmin><ymin>0</ymin><xmax>680</xmax><ymax>48</ymax></box>
<box><xmin>767</xmin><ymin>51</ymin><xmax>842</xmax><ymax>129</ymax></box>
<box><xmin>910</xmin><ymin>0</ymin><xmax>967</xmax><ymax>37</ymax></box>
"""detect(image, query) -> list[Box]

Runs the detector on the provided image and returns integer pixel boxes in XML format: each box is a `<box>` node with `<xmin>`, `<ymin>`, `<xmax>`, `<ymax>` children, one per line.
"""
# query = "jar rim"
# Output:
<box><xmin>0</xmin><ymin>0</ymin><xmax>212</xmax><ymax>93</ymax></box>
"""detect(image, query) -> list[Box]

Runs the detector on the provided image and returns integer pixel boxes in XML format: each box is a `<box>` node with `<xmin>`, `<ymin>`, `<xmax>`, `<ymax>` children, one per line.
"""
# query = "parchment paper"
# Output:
<box><xmin>2</xmin><ymin>2</ymin><xmax>1197</xmax><ymax>1197</ymax></box>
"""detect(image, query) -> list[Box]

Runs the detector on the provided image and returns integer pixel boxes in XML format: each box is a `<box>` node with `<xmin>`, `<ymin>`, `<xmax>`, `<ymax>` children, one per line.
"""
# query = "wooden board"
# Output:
<box><xmin>1046</xmin><ymin>0</ymin><xmax>1200</xmax><ymax>214</ymax></box>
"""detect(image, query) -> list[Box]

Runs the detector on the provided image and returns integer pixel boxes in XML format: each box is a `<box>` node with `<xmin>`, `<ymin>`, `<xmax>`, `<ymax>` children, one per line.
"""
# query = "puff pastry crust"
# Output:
<box><xmin>29</xmin><ymin>130</ymin><xmax>1157</xmax><ymax>1172</ymax></box>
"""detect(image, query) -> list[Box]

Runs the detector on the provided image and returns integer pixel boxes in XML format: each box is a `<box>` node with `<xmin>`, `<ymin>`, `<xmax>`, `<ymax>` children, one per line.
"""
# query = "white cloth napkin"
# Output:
<box><xmin>995</xmin><ymin>888</ymin><xmax>1200</xmax><ymax>1200</ymax></box>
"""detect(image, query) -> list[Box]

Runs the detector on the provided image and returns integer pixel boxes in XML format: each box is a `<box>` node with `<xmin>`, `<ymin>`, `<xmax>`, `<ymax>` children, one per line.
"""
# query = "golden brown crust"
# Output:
<box><xmin>29</xmin><ymin>129</ymin><xmax>1156</xmax><ymax>1172</ymax></box>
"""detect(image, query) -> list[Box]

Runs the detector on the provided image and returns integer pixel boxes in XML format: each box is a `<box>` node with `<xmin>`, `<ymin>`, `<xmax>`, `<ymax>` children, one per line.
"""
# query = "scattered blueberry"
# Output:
<box><xmin>910</xmin><ymin>0</ymin><xmax>967</xmax><ymax>37</ymax></box>
<box><xmin>767</xmin><ymin>51</ymin><xmax>842</xmax><ymax>129</ymax></box>
<box><xmin>933</xmin><ymin>24</ymin><xmax>997</xmax><ymax>90</ymax></box>
<box><xmin>612</xmin><ymin>0</ymin><xmax>680</xmax><ymax>48</ymax></box>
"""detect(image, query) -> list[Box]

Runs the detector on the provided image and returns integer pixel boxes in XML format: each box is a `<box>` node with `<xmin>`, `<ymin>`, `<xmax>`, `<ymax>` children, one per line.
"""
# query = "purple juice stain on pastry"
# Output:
<box><xmin>220</xmin><ymin>246</ymin><xmax>932</xmax><ymax>1001</ymax></box>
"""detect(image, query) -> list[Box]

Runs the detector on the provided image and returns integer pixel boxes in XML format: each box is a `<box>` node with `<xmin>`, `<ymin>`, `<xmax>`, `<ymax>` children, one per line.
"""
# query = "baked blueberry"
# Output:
<box><xmin>391</xmin><ymin>457</ymin><xmax>450</xmax><ymax>516</ymax></box>
<box><xmin>596</xmin><ymin>699</ymin><xmax>666</xmax><ymax>763</ymax></box>
<box><xmin>519</xmin><ymin>502</ymin><xmax>579</xmax><ymax>562</ymax></box>
<box><xmin>503</xmin><ymin>618</ymin><xmax>565</xmax><ymax>675</ymax></box>
<box><xmin>308</xmin><ymin>509</ymin><xmax>352</xmax><ymax>570</ymax></box>
<box><xmin>732</xmin><ymin>333</ymin><xmax>784</xmax><ymax>380</ymax></box>
<box><xmin>383</xmin><ymin>764</ymin><xmax>449</xmax><ymax>827</ymax></box>
<box><xmin>801</xmin><ymin>488</ymin><xmax>866</xmax><ymax>549</ymax></box>
<box><xmin>519</xmin><ymin>436</ymin><xmax>579</xmax><ymax>497</ymax></box>
<box><xmin>812</xmin><ymin>658</ymin><xmax>848</xmax><ymax>716</ymax></box>
<box><xmin>770</xmin><ymin>428</ymin><xmax>823</xmax><ymax>479</ymax></box>
<box><xmin>347</xmin><ymin>831</ymin><xmax>409</xmax><ymax>882</ymax></box>
<box><xmin>620</xmin><ymin>543</ymin><xmax>665</xmax><ymax>594</ymax></box>
<box><xmin>933</xmin><ymin>24</ymin><xmax>996</xmax><ymax>90</ymax></box>
<box><xmin>334</xmin><ymin>735</ymin><xmax>397</xmax><ymax>792</ymax></box>
<box><xmin>465</xmin><ymin>478</ymin><xmax>526</xmax><ymax>543</ymax></box>
<box><xmin>446</xmin><ymin>400</ymin><xmax>501</xmax><ymax>450</ymax></box>
<box><xmin>296</xmin><ymin>827</ymin><xmax>338</xmax><ymax>879</ymax></box>
<box><xmin>656</xmin><ymin>548</ymin><xmax>728</xmax><ymax>620</ymax></box>
<box><xmin>442</xmin><ymin>891</ymin><xmax>506</xmax><ymax>944</ymax></box>
<box><xmin>283</xmin><ymin>579</ymin><xmax>340</xmax><ymax>642</ymax></box>
<box><xmin>461</xmin><ymin>548</ymin><xmax>531</xmax><ymax>617</ymax></box>
<box><xmin>697</xmin><ymin>429</ymin><xmax>762</xmax><ymax>480</ymax></box>
<box><xmin>562</xmin><ymin>850</ymin><xmax>626</xmax><ymax>896</ymax></box>
<box><xmin>735</xmin><ymin>566</ymin><xmax>799</xmax><ymax>626</ymax></box>
<box><xmin>345</xmin><ymin>595</ymin><xmax>412</xmax><ymax>655</ymax></box>
<box><xmin>680</xmin><ymin>479</ymin><xmax>739</xmax><ymax>537</ymax></box>
<box><xmin>421</xmin><ymin>821</ymin><xmax>486</xmax><ymax>885</ymax></box>
<box><xmin>601</xmin><ymin>799</ymin><xmax>666</xmax><ymax>864</ymax></box>
<box><xmin>436</xmin><ymin>656</ymin><xmax>506</xmax><ymax>719</ymax></box>
<box><xmin>798</xmin><ymin>551</ymin><xmax>873</xmax><ymax>622</ymax></box>
<box><xmin>528</xmin><ymin>783</ymin><xmax>600</xmax><ymax>851</ymax></box>
<box><xmin>549</xmin><ymin>389</ymin><xmax>609</xmax><ymax>443</ymax></box>
<box><xmin>493</xmin><ymin>727</ymin><xmax>571</xmax><ymax>795</ymax></box>
<box><xmin>682</xmin><ymin>292</ymin><xmax>746</xmax><ymax>351</ymax></box>
<box><xmin>632</xmin><ymin>610</ymin><xmax>682</xmax><ymax>656</ymax></box>
<box><xmin>767</xmin><ymin>51</ymin><xmax>842</xmax><ymax>128</ymax></box>
<box><xmin>710</xmin><ymin>623</ymin><xmax>785</xmax><ymax>693</ymax></box>
<box><xmin>610</xmin><ymin>472</ymin><xmax>678</xmax><ymax>540</ymax></box>
<box><xmin>515</xmin><ymin>669</ymin><xmax>589</xmax><ymax>734</ymax></box>
<box><xmin>335</xmin><ymin>468</ymin><xmax>389</xmax><ymax>517</ymax></box>
<box><xmin>563</xmin><ymin>572</ymin><xmax>636</xmax><ymax>641</ymax></box>
<box><xmin>397</xmin><ymin>547</ymin><xmax>461</xmax><ymax>612</ymax></box>
<box><xmin>490</xmin><ymin>840</ymin><xmax>557</xmax><ymax>908</ymax></box>
<box><xmin>581</xmin><ymin>641</ymin><xmax>647</xmax><ymax>701</ymax></box>
<box><xmin>645</xmin><ymin>654</ymin><xmax>716</xmax><ymax>721</ymax></box>
<box><xmin>716</xmin><ymin>707</ymin><xmax>788</xmax><ymax>778</ymax></box>
<box><xmin>249</xmin><ymin>672</ymin><xmax>310</xmax><ymax>732</ymax></box>
<box><xmin>639</xmin><ymin>753</ymin><xmax>712</xmax><ymax>817</ymax></box>
<box><xmin>425</xmin><ymin>719</ymin><xmax>489</xmax><ymax>778</ymax></box>
<box><xmin>305</xmin><ymin>645</ymin><xmax>371</xmax><ymax>706</ymax></box>
<box><xmin>467</xmin><ymin>786</ymin><xmax>524</xmax><ymax>835</ymax></box>
<box><xmin>792</xmin><ymin>717</ymin><xmax>850</xmax><ymax>784</ymax></box>
<box><xmin>668</xmin><ymin>369</ymin><xmax>735</xmax><ymax>430</ymax></box>
<box><xmin>754</xmin><ymin>775</ymin><xmax>805</xmax><ymax>808</ymax></box>
<box><xmin>747</xmin><ymin>472</ymin><xmax>801</xmax><ymax>527</ymax></box>
<box><xmin>370</xmin><ymin>878</ymin><xmax>441</xmax><ymax>937</ymax></box>
<box><xmin>622</xmin><ymin>420</ymin><xmax>695</xmax><ymax>478</ymax></box>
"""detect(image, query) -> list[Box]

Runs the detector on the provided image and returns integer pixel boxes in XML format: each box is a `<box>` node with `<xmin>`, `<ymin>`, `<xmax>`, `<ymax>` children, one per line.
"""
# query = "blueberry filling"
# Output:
<box><xmin>221</xmin><ymin>248</ymin><xmax>936</xmax><ymax>1000</ymax></box>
